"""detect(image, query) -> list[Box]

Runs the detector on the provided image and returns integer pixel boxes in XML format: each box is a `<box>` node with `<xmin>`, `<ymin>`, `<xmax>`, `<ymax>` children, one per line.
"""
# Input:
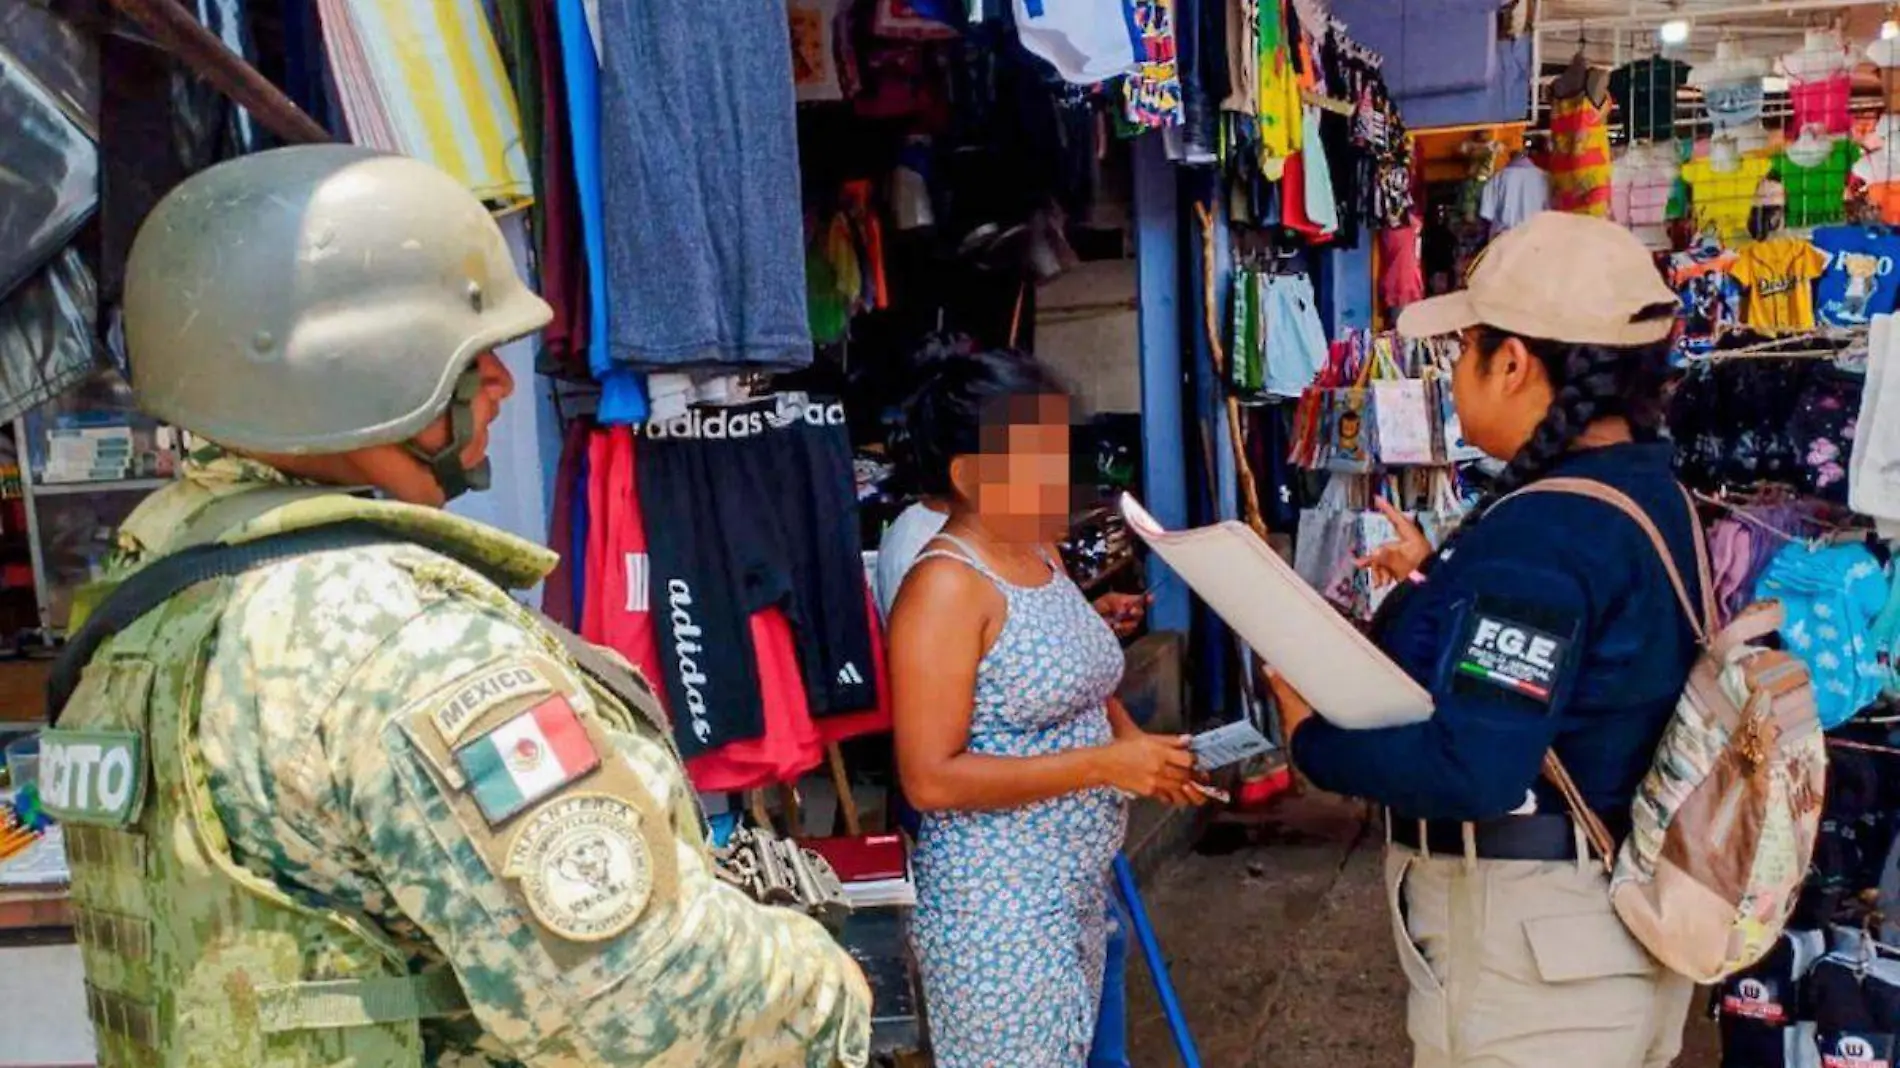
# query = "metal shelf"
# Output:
<box><xmin>28</xmin><ymin>477</ymin><xmax>171</xmax><ymax>497</ymax></box>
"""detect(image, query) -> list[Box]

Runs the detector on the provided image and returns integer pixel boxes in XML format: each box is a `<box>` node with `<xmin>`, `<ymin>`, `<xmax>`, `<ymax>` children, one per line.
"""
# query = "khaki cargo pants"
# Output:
<box><xmin>1385</xmin><ymin>826</ymin><xmax>1695</xmax><ymax>1068</ymax></box>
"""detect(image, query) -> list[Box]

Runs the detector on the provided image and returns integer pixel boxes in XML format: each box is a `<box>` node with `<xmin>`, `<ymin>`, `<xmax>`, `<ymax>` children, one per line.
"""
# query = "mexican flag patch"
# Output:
<box><xmin>455</xmin><ymin>696</ymin><xmax>601</xmax><ymax>825</ymax></box>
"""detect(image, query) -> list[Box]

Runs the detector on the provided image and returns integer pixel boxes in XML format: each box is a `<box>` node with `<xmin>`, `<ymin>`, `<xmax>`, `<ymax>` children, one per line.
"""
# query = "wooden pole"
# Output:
<box><xmin>102</xmin><ymin>0</ymin><xmax>331</xmax><ymax>144</ymax></box>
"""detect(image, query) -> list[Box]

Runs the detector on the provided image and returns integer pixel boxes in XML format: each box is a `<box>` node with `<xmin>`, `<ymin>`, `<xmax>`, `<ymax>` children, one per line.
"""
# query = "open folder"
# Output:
<box><xmin>1120</xmin><ymin>494</ymin><xmax>1434</xmax><ymax>730</ymax></box>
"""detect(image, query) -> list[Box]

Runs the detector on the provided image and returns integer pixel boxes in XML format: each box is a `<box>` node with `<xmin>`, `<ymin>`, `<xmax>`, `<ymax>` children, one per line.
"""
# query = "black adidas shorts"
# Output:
<box><xmin>636</xmin><ymin>396</ymin><xmax>878</xmax><ymax>757</ymax></box>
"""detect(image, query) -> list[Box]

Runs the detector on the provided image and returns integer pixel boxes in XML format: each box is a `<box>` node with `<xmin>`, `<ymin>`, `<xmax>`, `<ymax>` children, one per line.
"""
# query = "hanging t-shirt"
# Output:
<box><xmin>1729</xmin><ymin>236</ymin><xmax>1827</xmax><ymax>334</ymax></box>
<box><xmin>1608</xmin><ymin>57</ymin><xmax>1691</xmax><ymax>142</ymax></box>
<box><xmin>1789</xmin><ymin>72</ymin><xmax>1852</xmax><ymax>137</ymax></box>
<box><xmin>1813</xmin><ymin>224</ymin><xmax>1900</xmax><ymax>327</ymax></box>
<box><xmin>1546</xmin><ymin>91</ymin><xmax>1613</xmax><ymax>215</ymax></box>
<box><xmin>1670</xmin><ymin>243</ymin><xmax>1743</xmax><ymax>357</ymax></box>
<box><xmin>1774</xmin><ymin>139</ymin><xmax>1858</xmax><ymax>228</ymax></box>
<box><xmin>1681</xmin><ymin>153</ymin><xmax>1774</xmax><ymax>243</ymax></box>
<box><xmin>1703</xmin><ymin>80</ymin><xmax>1765</xmax><ymax>132</ymax></box>
<box><xmin>1611</xmin><ymin>148</ymin><xmax>1678</xmax><ymax>246</ymax></box>
<box><xmin>1480</xmin><ymin>156</ymin><xmax>1549</xmax><ymax>232</ymax></box>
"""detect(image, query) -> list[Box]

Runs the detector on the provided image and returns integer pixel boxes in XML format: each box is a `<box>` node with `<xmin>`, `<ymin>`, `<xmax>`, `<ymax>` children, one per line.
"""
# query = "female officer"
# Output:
<box><xmin>1277</xmin><ymin>212</ymin><xmax>1706</xmax><ymax>1068</ymax></box>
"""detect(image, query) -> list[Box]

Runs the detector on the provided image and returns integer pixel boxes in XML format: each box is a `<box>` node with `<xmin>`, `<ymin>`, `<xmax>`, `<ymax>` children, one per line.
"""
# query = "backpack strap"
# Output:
<box><xmin>1496</xmin><ymin>475</ymin><xmax>1720</xmax><ymax>876</ymax></box>
<box><xmin>1501</xmin><ymin>476</ymin><xmax>1716</xmax><ymax>644</ymax></box>
<box><xmin>49</xmin><ymin>522</ymin><xmax>670</xmax><ymax>739</ymax></box>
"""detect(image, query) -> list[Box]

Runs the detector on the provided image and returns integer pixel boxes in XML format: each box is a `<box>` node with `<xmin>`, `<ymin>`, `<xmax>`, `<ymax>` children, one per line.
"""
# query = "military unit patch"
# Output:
<box><xmin>503</xmin><ymin>793</ymin><xmax>655</xmax><ymax>942</ymax></box>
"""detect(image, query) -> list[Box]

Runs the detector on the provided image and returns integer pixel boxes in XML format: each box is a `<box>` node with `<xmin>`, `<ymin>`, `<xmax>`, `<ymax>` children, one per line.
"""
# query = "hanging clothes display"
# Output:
<box><xmin>597</xmin><ymin>0</ymin><xmax>812</xmax><ymax>391</ymax></box>
<box><xmin>1545</xmin><ymin>82</ymin><xmax>1613</xmax><ymax>216</ymax></box>
<box><xmin>1012</xmin><ymin>0</ymin><xmax>1136</xmax><ymax>86</ymax></box>
<box><xmin>1813</xmin><ymin>225</ymin><xmax>1900</xmax><ymax>328</ymax></box>
<box><xmin>1755</xmin><ymin>541</ymin><xmax>1889</xmax><ymax>732</ymax></box>
<box><xmin>1611</xmin><ymin>143</ymin><xmax>1679</xmax><ymax>248</ymax></box>
<box><xmin>554</xmin><ymin>399</ymin><xmax>890</xmax><ymax>782</ymax></box>
<box><xmin>1781</xmin><ymin>28</ymin><xmax>1855</xmax><ymax>138</ymax></box>
<box><xmin>1669</xmin><ymin>240</ymin><xmax>1744</xmax><ymax>359</ymax></box>
<box><xmin>1480</xmin><ymin>153</ymin><xmax>1549</xmax><ymax>232</ymax></box>
<box><xmin>1681</xmin><ymin>143</ymin><xmax>1774</xmax><ymax>244</ymax></box>
<box><xmin>554</xmin><ymin>0</ymin><xmax>646</xmax><ymax>421</ymax></box>
<box><xmin>316</xmin><ymin>0</ymin><xmax>532</xmax><ymax>205</ymax></box>
<box><xmin>1230</xmin><ymin>264</ymin><xmax>1329</xmax><ymax>400</ymax></box>
<box><xmin>1608</xmin><ymin>55</ymin><xmax>1692</xmax><ymax>143</ymax></box>
<box><xmin>1774</xmin><ymin>133</ymin><xmax>1857</xmax><ymax>229</ymax></box>
<box><xmin>1731</xmin><ymin>236</ymin><xmax>1827</xmax><ymax>335</ymax></box>
<box><xmin>633</xmin><ymin>395</ymin><xmax>880</xmax><ymax>757</ymax></box>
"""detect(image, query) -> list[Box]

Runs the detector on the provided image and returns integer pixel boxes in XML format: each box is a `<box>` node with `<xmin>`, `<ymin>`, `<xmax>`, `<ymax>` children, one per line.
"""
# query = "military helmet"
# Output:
<box><xmin>123</xmin><ymin>145</ymin><xmax>551</xmax><ymax>486</ymax></box>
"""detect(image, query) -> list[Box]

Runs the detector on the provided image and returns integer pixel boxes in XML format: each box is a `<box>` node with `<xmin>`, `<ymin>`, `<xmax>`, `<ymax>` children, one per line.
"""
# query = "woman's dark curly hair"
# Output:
<box><xmin>1466</xmin><ymin>304</ymin><xmax>1677</xmax><ymax>516</ymax></box>
<box><xmin>890</xmin><ymin>345</ymin><xmax>1070</xmax><ymax>501</ymax></box>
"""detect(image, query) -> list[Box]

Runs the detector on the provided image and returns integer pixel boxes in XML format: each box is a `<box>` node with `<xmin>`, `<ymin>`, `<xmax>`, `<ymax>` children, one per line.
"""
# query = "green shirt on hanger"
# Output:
<box><xmin>1609</xmin><ymin>58</ymin><xmax>1693</xmax><ymax>142</ymax></box>
<box><xmin>1774</xmin><ymin>139</ymin><xmax>1860</xmax><ymax>229</ymax></box>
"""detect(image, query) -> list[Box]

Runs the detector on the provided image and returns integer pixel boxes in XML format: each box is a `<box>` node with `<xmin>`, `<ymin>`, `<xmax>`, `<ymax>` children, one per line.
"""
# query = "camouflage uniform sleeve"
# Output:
<box><xmin>203</xmin><ymin>551</ymin><xmax>869</xmax><ymax>1067</ymax></box>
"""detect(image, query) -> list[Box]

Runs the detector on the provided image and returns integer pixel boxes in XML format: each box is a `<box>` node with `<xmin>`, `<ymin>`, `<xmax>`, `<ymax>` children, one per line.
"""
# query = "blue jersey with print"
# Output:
<box><xmin>1292</xmin><ymin>443</ymin><xmax>1704</xmax><ymax>821</ymax></box>
<box><xmin>1813</xmin><ymin>225</ymin><xmax>1900</xmax><ymax>327</ymax></box>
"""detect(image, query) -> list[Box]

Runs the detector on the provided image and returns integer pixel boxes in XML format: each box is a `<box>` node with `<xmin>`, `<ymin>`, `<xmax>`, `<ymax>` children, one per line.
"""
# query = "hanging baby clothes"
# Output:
<box><xmin>1781</xmin><ymin>29</ymin><xmax>1854</xmax><ymax>137</ymax></box>
<box><xmin>1680</xmin><ymin>148</ymin><xmax>1773</xmax><ymax>244</ymax></box>
<box><xmin>1545</xmin><ymin>87</ymin><xmax>1613</xmax><ymax>216</ymax></box>
<box><xmin>1608</xmin><ymin>56</ymin><xmax>1691</xmax><ymax>142</ymax></box>
<box><xmin>1731</xmin><ymin>236</ymin><xmax>1827</xmax><ymax>335</ymax></box>
<box><xmin>1813</xmin><ymin>224</ymin><xmax>1900</xmax><ymax>327</ymax></box>
<box><xmin>1790</xmin><ymin>73</ymin><xmax>1851</xmax><ymax>138</ymax></box>
<box><xmin>1774</xmin><ymin>137</ymin><xmax>1857</xmax><ymax>229</ymax></box>
<box><xmin>1611</xmin><ymin>144</ymin><xmax>1679</xmax><ymax>248</ymax></box>
<box><xmin>1754</xmin><ymin>541</ymin><xmax>1890</xmax><ymax>731</ymax></box>
<box><xmin>1670</xmin><ymin>240</ymin><xmax>1744</xmax><ymax>358</ymax></box>
<box><xmin>1703</xmin><ymin>81</ymin><xmax>1765</xmax><ymax>133</ymax></box>
<box><xmin>1378</xmin><ymin>221</ymin><xmax>1424</xmax><ymax>311</ymax></box>
<box><xmin>1232</xmin><ymin>267</ymin><xmax>1329</xmax><ymax>399</ymax></box>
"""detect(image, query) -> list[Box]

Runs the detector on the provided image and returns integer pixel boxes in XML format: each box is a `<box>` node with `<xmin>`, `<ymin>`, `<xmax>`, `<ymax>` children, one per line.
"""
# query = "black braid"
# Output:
<box><xmin>1463</xmin><ymin>316</ymin><xmax>1674</xmax><ymax>524</ymax></box>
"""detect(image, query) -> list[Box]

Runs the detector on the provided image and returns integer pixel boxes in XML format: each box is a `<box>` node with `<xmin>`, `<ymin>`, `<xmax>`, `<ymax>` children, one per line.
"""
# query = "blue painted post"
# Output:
<box><xmin>1132</xmin><ymin>135</ymin><xmax>1190</xmax><ymax>636</ymax></box>
<box><xmin>1115</xmin><ymin>853</ymin><xmax>1203</xmax><ymax>1068</ymax></box>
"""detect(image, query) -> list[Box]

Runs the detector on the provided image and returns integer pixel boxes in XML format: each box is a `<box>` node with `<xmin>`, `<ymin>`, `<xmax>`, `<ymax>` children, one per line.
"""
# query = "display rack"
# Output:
<box><xmin>9</xmin><ymin>419</ymin><xmax>175</xmax><ymax>641</ymax></box>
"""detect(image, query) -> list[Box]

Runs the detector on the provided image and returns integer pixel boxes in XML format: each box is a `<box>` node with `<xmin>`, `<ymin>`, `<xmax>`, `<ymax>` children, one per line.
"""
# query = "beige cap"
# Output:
<box><xmin>1396</xmin><ymin>212</ymin><xmax>1679</xmax><ymax>346</ymax></box>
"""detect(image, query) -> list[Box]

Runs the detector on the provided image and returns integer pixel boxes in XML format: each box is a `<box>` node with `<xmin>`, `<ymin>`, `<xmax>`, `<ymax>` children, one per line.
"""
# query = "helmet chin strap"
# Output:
<box><xmin>406</xmin><ymin>365</ymin><xmax>491</xmax><ymax>502</ymax></box>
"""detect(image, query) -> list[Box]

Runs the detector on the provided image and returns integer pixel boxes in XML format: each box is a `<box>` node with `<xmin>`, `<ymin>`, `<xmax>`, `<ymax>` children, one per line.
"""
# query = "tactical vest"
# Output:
<box><xmin>38</xmin><ymin>487</ymin><xmax>638</xmax><ymax>1068</ymax></box>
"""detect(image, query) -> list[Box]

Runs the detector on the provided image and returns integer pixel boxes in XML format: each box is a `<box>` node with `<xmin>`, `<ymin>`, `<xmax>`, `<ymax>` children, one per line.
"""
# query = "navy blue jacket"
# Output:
<box><xmin>1290</xmin><ymin>443</ymin><xmax>1704</xmax><ymax>822</ymax></box>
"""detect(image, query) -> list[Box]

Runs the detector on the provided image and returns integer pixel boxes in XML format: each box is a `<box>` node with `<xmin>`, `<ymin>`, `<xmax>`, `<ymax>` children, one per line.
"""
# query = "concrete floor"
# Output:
<box><xmin>1124</xmin><ymin>792</ymin><xmax>1726</xmax><ymax>1068</ymax></box>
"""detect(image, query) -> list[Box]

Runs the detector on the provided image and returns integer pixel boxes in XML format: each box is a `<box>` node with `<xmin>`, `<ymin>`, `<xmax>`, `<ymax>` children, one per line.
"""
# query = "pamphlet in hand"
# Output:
<box><xmin>1120</xmin><ymin>494</ymin><xmax>1435</xmax><ymax>730</ymax></box>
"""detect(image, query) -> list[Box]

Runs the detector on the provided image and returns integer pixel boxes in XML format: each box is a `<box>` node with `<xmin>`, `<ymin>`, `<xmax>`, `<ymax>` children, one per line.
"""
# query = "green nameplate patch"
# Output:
<box><xmin>39</xmin><ymin>729</ymin><xmax>147</xmax><ymax>827</ymax></box>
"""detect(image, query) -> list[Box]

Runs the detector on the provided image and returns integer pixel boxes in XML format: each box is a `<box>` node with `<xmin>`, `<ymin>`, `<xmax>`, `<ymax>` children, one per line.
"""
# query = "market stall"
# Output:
<box><xmin>1359</xmin><ymin>4</ymin><xmax>1900</xmax><ymax>1064</ymax></box>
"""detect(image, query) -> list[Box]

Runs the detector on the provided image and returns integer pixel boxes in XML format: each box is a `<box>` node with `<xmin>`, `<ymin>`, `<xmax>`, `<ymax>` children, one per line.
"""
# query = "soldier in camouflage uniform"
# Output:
<box><xmin>34</xmin><ymin>145</ymin><xmax>872</xmax><ymax>1067</ymax></box>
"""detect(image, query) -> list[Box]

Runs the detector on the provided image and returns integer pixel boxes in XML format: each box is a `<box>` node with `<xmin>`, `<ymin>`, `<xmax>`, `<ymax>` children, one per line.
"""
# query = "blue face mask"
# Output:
<box><xmin>1704</xmin><ymin>82</ymin><xmax>1765</xmax><ymax>130</ymax></box>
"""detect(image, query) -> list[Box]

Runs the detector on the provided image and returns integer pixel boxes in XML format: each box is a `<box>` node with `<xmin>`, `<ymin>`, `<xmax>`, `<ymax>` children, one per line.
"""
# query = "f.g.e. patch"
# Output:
<box><xmin>1454</xmin><ymin>610</ymin><xmax>1573</xmax><ymax>704</ymax></box>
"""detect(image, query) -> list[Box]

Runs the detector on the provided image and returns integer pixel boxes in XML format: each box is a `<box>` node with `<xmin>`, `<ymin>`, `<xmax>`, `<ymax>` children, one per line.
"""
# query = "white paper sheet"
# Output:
<box><xmin>1121</xmin><ymin>494</ymin><xmax>1434</xmax><ymax>729</ymax></box>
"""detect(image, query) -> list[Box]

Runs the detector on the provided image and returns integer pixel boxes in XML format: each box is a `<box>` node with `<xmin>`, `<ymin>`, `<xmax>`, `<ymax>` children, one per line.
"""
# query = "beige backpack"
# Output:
<box><xmin>1516</xmin><ymin>477</ymin><xmax>1828</xmax><ymax>983</ymax></box>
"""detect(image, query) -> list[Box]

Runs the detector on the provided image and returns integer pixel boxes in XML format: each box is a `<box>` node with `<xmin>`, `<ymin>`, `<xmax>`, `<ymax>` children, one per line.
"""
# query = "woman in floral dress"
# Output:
<box><xmin>886</xmin><ymin>349</ymin><xmax>1203</xmax><ymax>1067</ymax></box>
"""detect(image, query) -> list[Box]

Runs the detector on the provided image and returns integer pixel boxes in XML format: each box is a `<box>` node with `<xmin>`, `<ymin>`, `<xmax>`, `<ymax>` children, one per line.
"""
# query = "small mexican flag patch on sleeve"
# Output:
<box><xmin>455</xmin><ymin>696</ymin><xmax>601</xmax><ymax>825</ymax></box>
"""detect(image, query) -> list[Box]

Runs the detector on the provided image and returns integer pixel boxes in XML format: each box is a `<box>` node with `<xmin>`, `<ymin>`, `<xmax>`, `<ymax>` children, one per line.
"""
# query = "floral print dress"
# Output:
<box><xmin>909</xmin><ymin>535</ymin><xmax>1129</xmax><ymax>1068</ymax></box>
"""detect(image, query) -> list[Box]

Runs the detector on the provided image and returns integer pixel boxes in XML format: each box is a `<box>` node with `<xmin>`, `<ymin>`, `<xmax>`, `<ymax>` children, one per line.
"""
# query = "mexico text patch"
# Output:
<box><xmin>1455</xmin><ymin>613</ymin><xmax>1571</xmax><ymax>703</ymax></box>
<box><xmin>454</xmin><ymin>695</ymin><xmax>601</xmax><ymax>825</ymax></box>
<box><xmin>430</xmin><ymin>661</ymin><xmax>553</xmax><ymax>746</ymax></box>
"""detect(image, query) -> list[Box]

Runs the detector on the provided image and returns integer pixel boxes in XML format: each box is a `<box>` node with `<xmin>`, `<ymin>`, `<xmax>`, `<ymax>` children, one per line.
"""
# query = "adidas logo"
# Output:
<box><xmin>836</xmin><ymin>663</ymin><xmax>866</xmax><ymax>687</ymax></box>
